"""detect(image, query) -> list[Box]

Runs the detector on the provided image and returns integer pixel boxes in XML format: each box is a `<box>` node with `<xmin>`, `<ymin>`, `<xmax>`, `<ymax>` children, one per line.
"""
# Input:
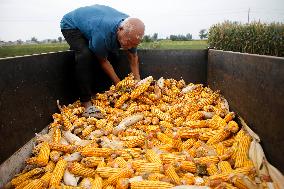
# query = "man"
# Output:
<box><xmin>60</xmin><ymin>4</ymin><xmax>145</xmax><ymax>117</ymax></box>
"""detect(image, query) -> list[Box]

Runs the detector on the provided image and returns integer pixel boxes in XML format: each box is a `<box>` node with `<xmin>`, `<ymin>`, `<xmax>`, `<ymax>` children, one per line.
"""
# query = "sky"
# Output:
<box><xmin>0</xmin><ymin>0</ymin><xmax>283</xmax><ymax>41</ymax></box>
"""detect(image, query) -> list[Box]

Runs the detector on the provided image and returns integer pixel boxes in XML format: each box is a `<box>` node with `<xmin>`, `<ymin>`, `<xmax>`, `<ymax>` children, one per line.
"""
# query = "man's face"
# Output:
<box><xmin>117</xmin><ymin>27</ymin><xmax>141</xmax><ymax>49</ymax></box>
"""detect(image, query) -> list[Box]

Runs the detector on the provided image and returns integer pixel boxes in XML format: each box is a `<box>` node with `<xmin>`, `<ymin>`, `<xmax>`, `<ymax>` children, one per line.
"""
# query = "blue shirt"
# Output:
<box><xmin>60</xmin><ymin>5</ymin><xmax>136</xmax><ymax>57</ymax></box>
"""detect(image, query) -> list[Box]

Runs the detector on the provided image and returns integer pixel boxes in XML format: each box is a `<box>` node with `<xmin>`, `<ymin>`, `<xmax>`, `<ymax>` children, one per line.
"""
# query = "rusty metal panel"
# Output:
<box><xmin>208</xmin><ymin>49</ymin><xmax>284</xmax><ymax>173</ymax></box>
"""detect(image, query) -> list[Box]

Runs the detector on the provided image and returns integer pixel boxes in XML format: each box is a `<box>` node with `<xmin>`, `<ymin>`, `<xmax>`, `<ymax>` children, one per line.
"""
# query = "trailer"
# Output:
<box><xmin>0</xmin><ymin>49</ymin><xmax>283</xmax><ymax>187</ymax></box>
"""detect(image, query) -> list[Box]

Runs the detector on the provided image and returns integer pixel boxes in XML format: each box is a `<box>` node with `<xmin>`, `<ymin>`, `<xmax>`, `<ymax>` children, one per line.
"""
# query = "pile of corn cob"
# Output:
<box><xmin>9</xmin><ymin>74</ymin><xmax>278</xmax><ymax>189</ymax></box>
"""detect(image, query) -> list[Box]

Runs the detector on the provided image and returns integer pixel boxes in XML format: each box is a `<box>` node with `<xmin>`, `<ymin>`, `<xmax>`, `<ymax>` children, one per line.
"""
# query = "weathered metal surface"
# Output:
<box><xmin>208</xmin><ymin>49</ymin><xmax>284</xmax><ymax>173</ymax></box>
<box><xmin>0</xmin><ymin>127</ymin><xmax>48</xmax><ymax>188</ymax></box>
<box><xmin>0</xmin><ymin>51</ymin><xmax>78</xmax><ymax>164</ymax></box>
<box><xmin>117</xmin><ymin>49</ymin><xmax>208</xmax><ymax>84</ymax></box>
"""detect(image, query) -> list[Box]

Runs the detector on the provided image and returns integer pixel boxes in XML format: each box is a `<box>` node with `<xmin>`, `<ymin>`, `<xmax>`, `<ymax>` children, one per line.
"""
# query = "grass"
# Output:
<box><xmin>0</xmin><ymin>40</ymin><xmax>208</xmax><ymax>58</ymax></box>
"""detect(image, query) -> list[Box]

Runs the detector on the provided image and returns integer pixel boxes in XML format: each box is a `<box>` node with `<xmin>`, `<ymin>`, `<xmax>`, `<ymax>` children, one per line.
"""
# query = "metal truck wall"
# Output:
<box><xmin>208</xmin><ymin>49</ymin><xmax>284</xmax><ymax>173</ymax></box>
<box><xmin>0</xmin><ymin>49</ymin><xmax>207</xmax><ymax>164</ymax></box>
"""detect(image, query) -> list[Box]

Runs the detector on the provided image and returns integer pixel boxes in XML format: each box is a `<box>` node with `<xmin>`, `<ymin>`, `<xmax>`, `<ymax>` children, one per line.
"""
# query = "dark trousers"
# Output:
<box><xmin>61</xmin><ymin>29</ymin><xmax>117</xmax><ymax>102</ymax></box>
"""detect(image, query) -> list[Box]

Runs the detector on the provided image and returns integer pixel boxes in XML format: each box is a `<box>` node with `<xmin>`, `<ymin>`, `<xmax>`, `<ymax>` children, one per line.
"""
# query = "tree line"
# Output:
<box><xmin>142</xmin><ymin>29</ymin><xmax>208</xmax><ymax>42</ymax></box>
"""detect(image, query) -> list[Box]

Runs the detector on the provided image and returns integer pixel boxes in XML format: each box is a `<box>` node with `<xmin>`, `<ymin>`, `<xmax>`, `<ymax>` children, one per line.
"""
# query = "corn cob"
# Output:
<box><xmin>218</xmin><ymin>161</ymin><xmax>233</xmax><ymax>173</ymax></box>
<box><xmin>53</xmin><ymin>127</ymin><xmax>61</xmax><ymax>143</ymax></box>
<box><xmin>137</xmin><ymin>163</ymin><xmax>162</xmax><ymax>173</ymax></box>
<box><xmin>114</xmin><ymin>157</ymin><xmax>128</xmax><ymax>168</ymax></box>
<box><xmin>235</xmin><ymin>134</ymin><xmax>251</xmax><ymax>168</ymax></box>
<box><xmin>195</xmin><ymin>156</ymin><xmax>220</xmax><ymax>165</ymax></box>
<box><xmin>92</xmin><ymin>174</ymin><xmax>103</xmax><ymax>189</ymax></box>
<box><xmin>181</xmin><ymin>138</ymin><xmax>197</xmax><ymax>150</ymax></box>
<box><xmin>96</xmin><ymin>167</ymin><xmax>122</xmax><ymax>178</ymax></box>
<box><xmin>226</xmin><ymin>121</ymin><xmax>239</xmax><ymax>133</ymax></box>
<box><xmin>207</xmin><ymin>163</ymin><xmax>219</xmax><ymax>176</ymax></box>
<box><xmin>11</xmin><ymin>168</ymin><xmax>44</xmax><ymax>186</ymax></box>
<box><xmin>116</xmin><ymin>178</ymin><xmax>129</xmax><ymax>189</ymax></box>
<box><xmin>104</xmin><ymin>168</ymin><xmax>133</xmax><ymax>187</ymax></box>
<box><xmin>45</xmin><ymin>161</ymin><xmax>56</xmax><ymax>172</ymax></box>
<box><xmin>164</xmin><ymin>164</ymin><xmax>181</xmax><ymax>185</ymax></box>
<box><xmin>130</xmin><ymin>180</ymin><xmax>174</xmax><ymax>189</ymax></box>
<box><xmin>148</xmin><ymin>173</ymin><xmax>166</xmax><ymax>181</ymax></box>
<box><xmin>130</xmin><ymin>80</ymin><xmax>152</xmax><ymax>99</ymax></box>
<box><xmin>81</xmin><ymin>157</ymin><xmax>104</xmax><ymax>168</ymax></box>
<box><xmin>50</xmin><ymin>159</ymin><xmax>67</xmax><ymax>187</ymax></box>
<box><xmin>151</xmin><ymin>107</ymin><xmax>172</xmax><ymax>122</ymax></box>
<box><xmin>182</xmin><ymin>120</ymin><xmax>208</xmax><ymax>128</ymax></box>
<box><xmin>206</xmin><ymin>129</ymin><xmax>231</xmax><ymax>145</ymax></box>
<box><xmin>14</xmin><ymin>179</ymin><xmax>32</xmax><ymax>189</ymax></box>
<box><xmin>81</xmin><ymin>125</ymin><xmax>95</xmax><ymax>138</ymax></box>
<box><xmin>62</xmin><ymin>114</ymin><xmax>73</xmax><ymax>131</ymax></box>
<box><xmin>145</xmin><ymin>149</ymin><xmax>162</xmax><ymax>164</ymax></box>
<box><xmin>115</xmin><ymin>93</ymin><xmax>130</xmax><ymax>108</ymax></box>
<box><xmin>123</xmin><ymin>135</ymin><xmax>145</xmax><ymax>148</ymax></box>
<box><xmin>68</xmin><ymin>162</ymin><xmax>96</xmax><ymax>177</ymax></box>
<box><xmin>105</xmin><ymin>185</ymin><xmax>116</xmax><ymax>189</ymax></box>
<box><xmin>80</xmin><ymin>147</ymin><xmax>113</xmax><ymax>157</ymax></box>
<box><xmin>26</xmin><ymin>142</ymin><xmax>50</xmax><ymax>166</ymax></box>
<box><xmin>224</xmin><ymin>112</ymin><xmax>235</xmax><ymax>122</ymax></box>
<box><xmin>131</xmin><ymin>159</ymin><xmax>148</xmax><ymax>170</ymax></box>
<box><xmin>186</xmin><ymin>111</ymin><xmax>204</xmax><ymax>121</ymax></box>
<box><xmin>50</xmin><ymin>150</ymin><xmax>63</xmax><ymax>162</ymax></box>
<box><xmin>49</xmin><ymin>143</ymin><xmax>75</xmax><ymax>153</ymax></box>
<box><xmin>96</xmin><ymin>119</ymin><xmax>107</xmax><ymax>129</ymax></box>
<box><xmin>23</xmin><ymin>172</ymin><xmax>52</xmax><ymax>189</ymax></box>
<box><xmin>179</xmin><ymin>160</ymin><xmax>197</xmax><ymax>173</ymax></box>
<box><xmin>222</xmin><ymin>138</ymin><xmax>235</xmax><ymax>147</ymax></box>
<box><xmin>173</xmin><ymin>117</ymin><xmax>184</xmax><ymax>127</ymax></box>
<box><xmin>156</xmin><ymin>132</ymin><xmax>173</xmax><ymax>145</ymax></box>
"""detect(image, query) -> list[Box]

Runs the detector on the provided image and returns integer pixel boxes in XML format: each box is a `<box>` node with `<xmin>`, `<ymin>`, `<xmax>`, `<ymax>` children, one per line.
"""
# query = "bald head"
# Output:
<box><xmin>117</xmin><ymin>17</ymin><xmax>145</xmax><ymax>49</ymax></box>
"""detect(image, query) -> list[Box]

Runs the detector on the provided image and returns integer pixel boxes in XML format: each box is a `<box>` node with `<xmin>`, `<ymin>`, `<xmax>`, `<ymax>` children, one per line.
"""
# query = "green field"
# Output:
<box><xmin>0</xmin><ymin>40</ymin><xmax>208</xmax><ymax>58</ymax></box>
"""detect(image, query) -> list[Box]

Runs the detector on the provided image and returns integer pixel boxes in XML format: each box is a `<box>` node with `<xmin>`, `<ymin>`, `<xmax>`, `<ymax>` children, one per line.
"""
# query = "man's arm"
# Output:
<box><xmin>126</xmin><ymin>51</ymin><xmax>141</xmax><ymax>80</ymax></box>
<box><xmin>96</xmin><ymin>56</ymin><xmax>120</xmax><ymax>85</ymax></box>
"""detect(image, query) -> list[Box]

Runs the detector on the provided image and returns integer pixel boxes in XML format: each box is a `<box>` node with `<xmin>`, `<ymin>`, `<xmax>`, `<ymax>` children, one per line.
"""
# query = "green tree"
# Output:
<box><xmin>152</xmin><ymin>33</ymin><xmax>158</xmax><ymax>41</ymax></box>
<box><xmin>31</xmin><ymin>37</ymin><xmax>38</xmax><ymax>43</ymax></box>
<box><xmin>199</xmin><ymin>29</ymin><xmax>208</xmax><ymax>39</ymax></box>
<box><xmin>58</xmin><ymin>37</ymin><xmax>62</xmax><ymax>43</ymax></box>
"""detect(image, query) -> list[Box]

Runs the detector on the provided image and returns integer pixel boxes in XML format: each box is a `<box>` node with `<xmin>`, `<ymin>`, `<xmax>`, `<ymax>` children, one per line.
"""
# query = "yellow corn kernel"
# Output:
<box><xmin>145</xmin><ymin>149</ymin><xmax>162</xmax><ymax>164</ymax></box>
<box><xmin>92</xmin><ymin>174</ymin><xmax>103</xmax><ymax>189</ymax></box>
<box><xmin>208</xmin><ymin>115</ymin><xmax>227</xmax><ymax>130</ymax></box>
<box><xmin>105</xmin><ymin>185</ymin><xmax>116</xmax><ymax>189</ymax></box>
<box><xmin>179</xmin><ymin>161</ymin><xmax>197</xmax><ymax>173</ymax></box>
<box><xmin>49</xmin><ymin>143</ymin><xmax>75</xmax><ymax>153</ymax></box>
<box><xmin>123</xmin><ymin>135</ymin><xmax>145</xmax><ymax>148</ymax></box>
<box><xmin>45</xmin><ymin>161</ymin><xmax>56</xmax><ymax>172</ymax></box>
<box><xmin>218</xmin><ymin>161</ymin><xmax>233</xmax><ymax>173</ymax></box>
<box><xmin>26</xmin><ymin>142</ymin><xmax>50</xmax><ymax>166</ymax></box>
<box><xmin>174</xmin><ymin>117</ymin><xmax>184</xmax><ymax>127</ymax></box>
<box><xmin>182</xmin><ymin>120</ymin><xmax>207</xmax><ymax>128</ymax></box>
<box><xmin>137</xmin><ymin>96</ymin><xmax>154</xmax><ymax>105</ymax></box>
<box><xmin>104</xmin><ymin>168</ymin><xmax>133</xmax><ymax>187</ymax></box>
<box><xmin>62</xmin><ymin>114</ymin><xmax>73</xmax><ymax>131</ymax></box>
<box><xmin>81</xmin><ymin>147</ymin><xmax>113</xmax><ymax>157</ymax></box>
<box><xmin>222</xmin><ymin>138</ymin><xmax>235</xmax><ymax>147</ymax></box>
<box><xmin>130</xmin><ymin>80</ymin><xmax>151</xmax><ymax>99</ymax></box>
<box><xmin>81</xmin><ymin>125</ymin><xmax>95</xmax><ymax>138</ymax></box>
<box><xmin>156</xmin><ymin>132</ymin><xmax>173</xmax><ymax>145</ymax></box>
<box><xmin>148</xmin><ymin>173</ymin><xmax>166</xmax><ymax>181</ymax></box>
<box><xmin>96</xmin><ymin>119</ymin><xmax>107</xmax><ymax>129</ymax></box>
<box><xmin>81</xmin><ymin>157</ymin><xmax>104</xmax><ymax>168</ymax></box>
<box><xmin>116</xmin><ymin>178</ymin><xmax>129</xmax><ymax>189</ymax></box>
<box><xmin>11</xmin><ymin>168</ymin><xmax>44</xmax><ymax>186</ymax></box>
<box><xmin>206</xmin><ymin>129</ymin><xmax>231</xmax><ymax>145</ymax></box>
<box><xmin>207</xmin><ymin>163</ymin><xmax>219</xmax><ymax>176</ymax></box>
<box><xmin>115</xmin><ymin>93</ymin><xmax>130</xmax><ymax>108</ymax></box>
<box><xmin>235</xmin><ymin>134</ymin><xmax>251</xmax><ymax>168</ymax></box>
<box><xmin>130</xmin><ymin>180</ymin><xmax>174</xmax><ymax>189</ymax></box>
<box><xmin>164</xmin><ymin>164</ymin><xmax>181</xmax><ymax>185</ymax></box>
<box><xmin>224</xmin><ymin>112</ymin><xmax>235</xmax><ymax>122</ymax></box>
<box><xmin>137</xmin><ymin>163</ymin><xmax>162</xmax><ymax>173</ymax></box>
<box><xmin>195</xmin><ymin>156</ymin><xmax>220</xmax><ymax>165</ymax></box>
<box><xmin>214</xmin><ymin>143</ymin><xmax>225</xmax><ymax>156</ymax></box>
<box><xmin>159</xmin><ymin>121</ymin><xmax>173</xmax><ymax>129</ymax></box>
<box><xmin>50</xmin><ymin>150</ymin><xmax>62</xmax><ymax>162</ymax></box>
<box><xmin>14</xmin><ymin>179</ymin><xmax>32</xmax><ymax>189</ymax></box>
<box><xmin>53</xmin><ymin>127</ymin><xmax>61</xmax><ymax>143</ymax></box>
<box><xmin>131</xmin><ymin>159</ymin><xmax>148</xmax><ymax>170</ymax></box>
<box><xmin>50</xmin><ymin>159</ymin><xmax>67</xmax><ymax>187</ymax></box>
<box><xmin>151</xmin><ymin>107</ymin><xmax>172</xmax><ymax>122</ymax></box>
<box><xmin>199</xmin><ymin>129</ymin><xmax>218</xmax><ymax>141</ymax></box>
<box><xmin>68</xmin><ymin>162</ymin><xmax>96</xmax><ymax>177</ymax></box>
<box><xmin>114</xmin><ymin>157</ymin><xmax>128</xmax><ymax>168</ymax></box>
<box><xmin>182</xmin><ymin>138</ymin><xmax>197</xmax><ymax>150</ymax></box>
<box><xmin>227</xmin><ymin>121</ymin><xmax>239</xmax><ymax>133</ymax></box>
<box><xmin>96</xmin><ymin>167</ymin><xmax>122</xmax><ymax>178</ymax></box>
